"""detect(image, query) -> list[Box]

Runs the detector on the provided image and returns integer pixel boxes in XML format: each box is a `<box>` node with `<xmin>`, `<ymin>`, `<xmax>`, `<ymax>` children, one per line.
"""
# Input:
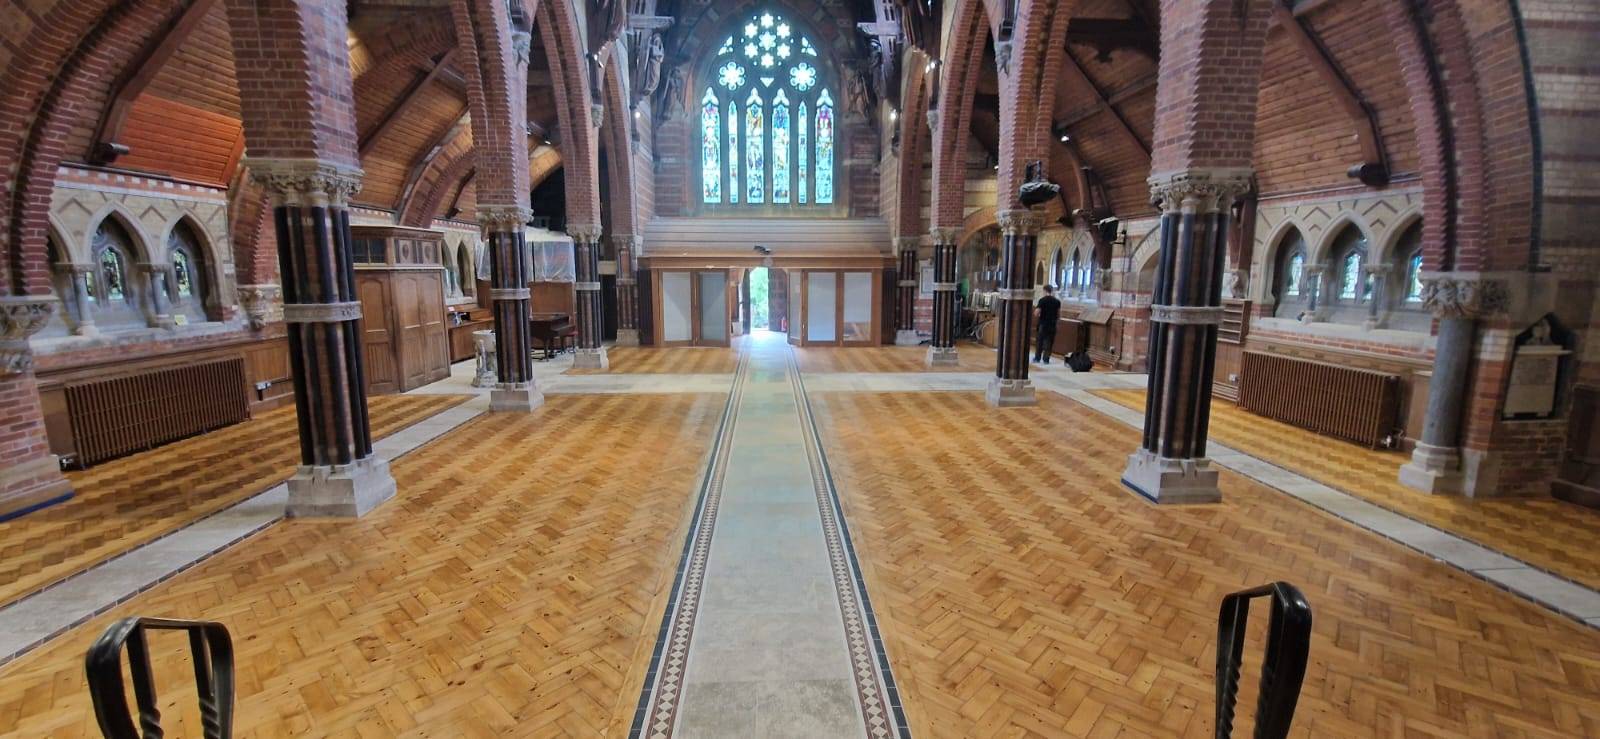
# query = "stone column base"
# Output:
<box><xmin>286</xmin><ymin>456</ymin><xmax>396</xmax><ymax>518</ymax></box>
<box><xmin>490</xmin><ymin>381</ymin><xmax>545</xmax><ymax>412</ymax></box>
<box><xmin>895</xmin><ymin>329</ymin><xmax>921</xmax><ymax>346</ymax></box>
<box><xmin>615</xmin><ymin>328</ymin><xmax>640</xmax><ymax>346</ymax></box>
<box><xmin>572</xmin><ymin>346</ymin><xmax>610</xmax><ymax>370</ymax></box>
<box><xmin>1398</xmin><ymin>441</ymin><xmax>1463</xmax><ymax>495</ymax></box>
<box><xmin>927</xmin><ymin>346</ymin><xmax>959</xmax><ymax>367</ymax></box>
<box><xmin>986</xmin><ymin>377</ymin><xmax>1037</xmax><ymax>407</ymax></box>
<box><xmin>1121</xmin><ymin>448</ymin><xmax>1221</xmax><ymax>504</ymax></box>
<box><xmin>0</xmin><ymin>455</ymin><xmax>74</xmax><ymax>521</ymax></box>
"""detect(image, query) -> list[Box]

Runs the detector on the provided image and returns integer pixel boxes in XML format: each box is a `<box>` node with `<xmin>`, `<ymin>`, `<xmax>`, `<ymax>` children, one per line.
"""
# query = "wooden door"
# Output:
<box><xmin>357</xmin><ymin>274</ymin><xmax>399</xmax><ymax>394</ymax></box>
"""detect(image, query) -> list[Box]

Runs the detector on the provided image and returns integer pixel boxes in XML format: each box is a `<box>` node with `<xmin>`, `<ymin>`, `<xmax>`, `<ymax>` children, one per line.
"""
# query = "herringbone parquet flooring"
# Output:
<box><xmin>563</xmin><ymin>346</ymin><xmax>740</xmax><ymax>375</ymax></box>
<box><xmin>0</xmin><ymin>392</ymin><xmax>724</xmax><ymax>737</ymax></box>
<box><xmin>793</xmin><ymin>342</ymin><xmax>996</xmax><ymax>373</ymax></box>
<box><xmin>1095</xmin><ymin>388</ymin><xmax>1600</xmax><ymax>592</ymax></box>
<box><xmin>810</xmin><ymin>391</ymin><xmax>1600</xmax><ymax>738</ymax></box>
<box><xmin>0</xmin><ymin>394</ymin><xmax>470</xmax><ymax>609</ymax></box>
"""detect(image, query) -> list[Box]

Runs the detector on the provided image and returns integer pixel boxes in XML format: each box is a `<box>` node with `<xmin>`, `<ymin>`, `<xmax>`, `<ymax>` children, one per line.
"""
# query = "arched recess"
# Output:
<box><xmin>928</xmin><ymin>0</ymin><xmax>994</xmax><ymax>231</ymax></box>
<box><xmin>531</xmin><ymin>0</ymin><xmax>601</xmax><ymax>227</ymax></box>
<box><xmin>994</xmin><ymin>0</ymin><xmax>1078</xmax><ymax>210</ymax></box>
<box><xmin>163</xmin><ymin>217</ymin><xmax>219</xmax><ymax>323</ymax></box>
<box><xmin>601</xmin><ymin>60</ymin><xmax>639</xmax><ymax>235</ymax></box>
<box><xmin>0</xmin><ymin>0</ymin><xmax>189</xmax><ymax>296</ymax></box>
<box><xmin>892</xmin><ymin>51</ymin><xmax>932</xmax><ymax>241</ymax></box>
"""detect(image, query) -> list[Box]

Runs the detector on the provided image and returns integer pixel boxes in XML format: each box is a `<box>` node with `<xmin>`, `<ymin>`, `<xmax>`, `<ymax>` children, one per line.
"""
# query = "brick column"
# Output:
<box><xmin>1121</xmin><ymin>168</ymin><xmax>1251</xmax><ymax>504</ymax></box>
<box><xmin>893</xmin><ymin>237</ymin><xmax>920</xmax><ymax>346</ymax></box>
<box><xmin>927</xmin><ymin>226</ymin><xmax>960</xmax><ymax>367</ymax></box>
<box><xmin>250</xmin><ymin>160</ymin><xmax>395</xmax><ymax>517</ymax></box>
<box><xmin>568</xmin><ymin>223</ymin><xmax>608</xmax><ymax>370</ymax></box>
<box><xmin>987</xmin><ymin>209</ymin><xmax>1042</xmax><ymax>408</ymax></box>
<box><xmin>1398</xmin><ymin>274</ymin><xmax>1508</xmax><ymax>494</ymax></box>
<box><xmin>0</xmin><ymin>297</ymin><xmax>74</xmax><ymax>519</ymax></box>
<box><xmin>481</xmin><ymin>205</ymin><xmax>542</xmax><ymax>412</ymax></box>
<box><xmin>613</xmin><ymin>233</ymin><xmax>641</xmax><ymax>346</ymax></box>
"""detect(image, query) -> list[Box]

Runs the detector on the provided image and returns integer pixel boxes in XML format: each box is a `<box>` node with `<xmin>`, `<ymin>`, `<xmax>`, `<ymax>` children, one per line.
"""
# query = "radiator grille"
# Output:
<box><xmin>64</xmin><ymin>358</ymin><xmax>250</xmax><ymax>467</ymax></box>
<box><xmin>1238</xmin><ymin>351</ymin><xmax>1400</xmax><ymax>448</ymax></box>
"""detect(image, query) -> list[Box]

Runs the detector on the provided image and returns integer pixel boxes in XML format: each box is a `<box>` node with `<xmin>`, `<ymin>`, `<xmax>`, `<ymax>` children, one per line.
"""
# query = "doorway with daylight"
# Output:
<box><xmin>749</xmin><ymin>266</ymin><xmax>790</xmax><ymax>336</ymax></box>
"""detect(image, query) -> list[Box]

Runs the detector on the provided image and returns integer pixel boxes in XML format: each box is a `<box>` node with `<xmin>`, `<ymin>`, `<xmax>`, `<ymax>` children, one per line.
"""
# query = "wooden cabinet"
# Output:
<box><xmin>351</xmin><ymin>226</ymin><xmax>451</xmax><ymax>394</ymax></box>
<box><xmin>448</xmin><ymin>307</ymin><xmax>493</xmax><ymax>363</ymax></box>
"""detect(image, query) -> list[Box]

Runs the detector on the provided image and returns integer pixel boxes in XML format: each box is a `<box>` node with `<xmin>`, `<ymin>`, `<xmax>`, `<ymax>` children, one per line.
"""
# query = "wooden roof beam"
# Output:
<box><xmin>91</xmin><ymin>0</ymin><xmax>221</xmax><ymax>165</ymax></box>
<box><xmin>359</xmin><ymin>49</ymin><xmax>460</xmax><ymax>157</ymax></box>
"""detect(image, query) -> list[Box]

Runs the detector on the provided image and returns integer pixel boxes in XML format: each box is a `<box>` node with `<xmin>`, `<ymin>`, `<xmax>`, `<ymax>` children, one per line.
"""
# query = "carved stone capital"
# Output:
<box><xmin>996</xmin><ymin>208</ymin><xmax>1043</xmax><ymax>237</ymax></box>
<box><xmin>1</xmin><ymin>296</ymin><xmax>58</xmax><ymax>375</ymax></box>
<box><xmin>609</xmin><ymin>233</ymin><xmax>643</xmax><ymax>254</ymax></box>
<box><xmin>237</xmin><ymin>284</ymin><xmax>282</xmax><ymax>330</ymax></box>
<box><xmin>567</xmin><ymin>223</ymin><xmax>604</xmax><ymax>242</ymax></box>
<box><xmin>1419</xmin><ymin>273</ymin><xmax>1511</xmax><ymax>319</ymax></box>
<box><xmin>246</xmin><ymin>159</ymin><xmax>363</xmax><ymax>207</ymax></box>
<box><xmin>893</xmin><ymin>236</ymin><xmax>920</xmax><ymax>256</ymax></box>
<box><xmin>511</xmin><ymin>30</ymin><xmax>533</xmax><ymax>68</ymax></box>
<box><xmin>1147</xmin><ymin>167</ymin><xmax>1253</xmax><ymax>214</ymax></box>
<box><xmin>591</xmin><ymin>103</ymin><xmax>606</xmax><ymax>128</ymax></box>
<box><xmin>928</xmin><ymin>226</ymin><xmax>959</xmax><ymax>244</ymax></box>
<box><xmin>477</xmin><ymin>205</ymin><xmax>533</xmax><ymax>232</ymax></box>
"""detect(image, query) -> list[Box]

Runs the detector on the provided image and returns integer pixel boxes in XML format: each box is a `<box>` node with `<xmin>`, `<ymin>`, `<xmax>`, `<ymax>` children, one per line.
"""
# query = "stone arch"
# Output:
<box><xmin>533</xmin><ymin>0</ymin><xmax>601</xmax><ymax>227</ymax></box>
<box><xmin>87</xmin><ymin>205</ymin><xmax>156</xmax><ymax>264</ymax></box>
<box><xmin>1309</xmin><ymin>212</ymin><xmax>1377</xmax><ymax>266</ymax></box>
<box><xmin>1379</xmin><ymin>208</ymin><xmax>1425</xmax><ymax>265</ymax></box>
<box><xmin>893</xmin><ymin>51</ymin><xmax>933</xmax><ymax>241</ymax></box>
<box><xmin>1261</xmin><ymin>223</ymin><xmax>1311</xmax><ymax>308</ymax></box>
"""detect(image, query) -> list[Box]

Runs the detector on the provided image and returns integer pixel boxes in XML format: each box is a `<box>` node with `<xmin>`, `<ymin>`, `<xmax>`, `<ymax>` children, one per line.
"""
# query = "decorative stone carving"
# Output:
<box><xmin>566</xmin><ymin>223</ymin><xmax>604</xmax><ymax>242</ymax></box>
<box><xmin>246</xmin><ymin>159</ymin><xmax>363</xmax><ymax>207</ymax></box>
<box><xmin>237</xmin><ymin>284</ymin><xmax>282</xmax><ymax>330</ymax></box>
<box><xmin>1224</xmin><ymin>269</ymin><xmax>1248</xmax><ymax>299</ymax></box>
<box><xmin>1419</xmin><ymin>273</ymin><xmax>1510</xmax><ymax>319</ymax></box>
<box><xmin>1149</xmin><ymin>305</ymin><xmax>1225</xmax><ymax>325</ymax></box>
<box><xmin>1</xmin><ymin>296</ymin><xmax>58</xmax><ymax>374</ymax></box>
<box><xmin>893</xmin><ymin>236</ymin><xmax>920</xmax><ymax>257</ymax></box>
<box><xmin>512</xmin><ymin>30</ymin><xmax>533</xmax><ymax>68</ymax></box>
<box><xmin>282</xmin><ymin>301</ymin><xmax>363</xmax><ymax>324</ymax></box>
<box><xmin>472</xmin><ymin>329</ymin><xmax>498</xmax><ymax>388</ymax></box>
<box><xmin>996</xmin><ymin>208</ymin><xmax>1043</xmax><ymax>237</ymax></box>
<box><xmin>477</xmin><ymin>205</ymin><xmax>533</xmax><ymax>232</ymax></box>
<box><xmin>928</xmin><ymin>226</ymin><xmax>959</xmax><ymax>244</ymax></box>
<box><xmin>1147</xmin><ymin>168</ymin><xmax>1253</xmax><ymax>214</ymax></box>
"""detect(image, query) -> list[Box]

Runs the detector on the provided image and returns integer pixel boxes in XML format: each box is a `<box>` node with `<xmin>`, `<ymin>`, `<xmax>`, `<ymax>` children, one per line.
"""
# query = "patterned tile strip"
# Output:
<box><xmin>788</xmin><ymin>352</ymin><xmax>912</xmax><ymax>739</ymax></box>
<box><xmin>630</xmin><ymin>352</ymin><xmax>750</xmax><ymax>739</ymax></box>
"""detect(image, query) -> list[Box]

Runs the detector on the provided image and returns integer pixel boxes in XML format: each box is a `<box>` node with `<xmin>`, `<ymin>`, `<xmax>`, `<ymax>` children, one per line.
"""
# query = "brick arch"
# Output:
<box><xmin>0</xmin><ymin>0</ymin><xmax>188</xmax><ymax>295</ymax></box>
<box><xmin>892</xmin><ymin>51</ymin><xmax>932</xmax><ymax>241</ymax></box>
<box><xmin>928</xmin><ymin>0</ymin><xmax>994</xmax><ymax>230</ymax></box>
<box><xmin>349</xmin><ymin>8</ymin><xmax>455</xmax><ymax>79</ymax></box>
<box><xmin>399</xmin><ymin>129</ymin><xmax>476</xmax><ymax>226</ymax></box>
<box><xmin>995</xmin><ymin>0</ymin><xmax>1078</xmax><ymax>210</ymax></box>
<box><xmin>532</xmin><ymin>0</ymin><xmax>600</xmax><ymax>226</ymax></box>
<box><xmin>601</xmin><ymin>61</ymin><xmax>638</xmax><ymax>235</ymax></box>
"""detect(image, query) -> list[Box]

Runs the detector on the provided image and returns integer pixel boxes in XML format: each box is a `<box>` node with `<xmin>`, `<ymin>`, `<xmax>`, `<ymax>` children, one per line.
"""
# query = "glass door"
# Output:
<box><xmin>697</xmin><ymin>271</ymin><xmax>729</xmax><ymax>346</ymax></box>
<box><xmin>661</xmin><ymin>272</ymin><xmax>693</xmax><ymax>345</ymax></box>
<box><xmin>841</xmin><ymin>271</ymin><xmax>873</xmax><ymax>343</ymax></box>
<box><xmin>807</xmin><ymin>271</ymin><xmax>837</xmax><ymax>343</ymax></box>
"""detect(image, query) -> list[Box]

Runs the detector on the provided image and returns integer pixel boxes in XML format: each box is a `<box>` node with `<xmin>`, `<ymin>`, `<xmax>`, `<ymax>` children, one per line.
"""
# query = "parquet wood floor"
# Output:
<box><xmin>793</xmin><ymin>342</ymin><xmax>996</xmax><ymax>373</ymax></box>
<box><xmin>1095</xmin><ymin>388</ymin><xmax>1600</xmax><ymax>592</ymax></box>
<box><xmin>0</xmin><ymin>392</ymin><xmax>724</xmax><ymax>737</ymax></box>
<box><xmin>563</xmin><ymin>346</ymin><xmax>740</xmax><ymax>375</ymax></box>
<box><xmin>810</xmin><ymin>391</ymin><xmax>1600</xmax><ymax>738</ymax></box>
<box><xmin>0</xmin><ymin>394</ymin><xmax>470</xmax><ymax>610</ymax></box>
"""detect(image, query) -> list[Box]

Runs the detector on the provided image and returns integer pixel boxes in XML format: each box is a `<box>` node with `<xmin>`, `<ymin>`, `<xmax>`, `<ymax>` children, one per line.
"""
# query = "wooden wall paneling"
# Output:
<box><xmin>116</xmin><ymin>96</ymin><xmax>245</xmax><ymax>185</ymax></box>
<box><xmin>531</xmin><ymin>282</ymin><xmax>577</xmax><ymax>317</ymax></box>
<box><xmin>240</xmin><ymin>337</ymin><xmax>293</xmax><ymax>410</ymax></box>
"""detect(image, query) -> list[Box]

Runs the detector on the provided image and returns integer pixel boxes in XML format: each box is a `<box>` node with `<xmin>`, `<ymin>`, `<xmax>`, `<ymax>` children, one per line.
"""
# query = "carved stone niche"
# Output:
<box><xmin>1503</xmin><ymin>314</ymin><xmax>1572</xmax><ymax>419</ymax></box>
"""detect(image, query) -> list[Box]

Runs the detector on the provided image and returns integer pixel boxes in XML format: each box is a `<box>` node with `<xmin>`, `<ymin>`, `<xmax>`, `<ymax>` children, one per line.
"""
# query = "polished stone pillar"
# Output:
<box><xmin>138</xmin><ymin>263</ymin><xmax>176</xmax><ymax>329</ymax></box>
<box><xmin>987</xmin><ymin>209</ymin><xmax>1041</xmax><ymax>407</ymax></box>
<box><xmin>1364</xmin><ymin>263</ymin><xmax>1390</xmax><ymax>329</ymax></box>
<box><xmin>927</xmin><ymin>226</ymin><xmax>959</xmax><ymax>367</ymax></box>
<box><xmin>1398</xmin><ymin>274</ymin><xmax>1506</xmax><ymax>494</ymax></box>
<box><xmin>569</xmin><ymin>223</ymin><xmax>608</xmax><ymax>369</ymax></box>
<box><xmin>1122</xmin><ymin>168</ymin><xmax>1251</xmax><ymax>504</ymax></box>
<box><xmin>480</xmin><ymin>205</ymin><xmax>542</xmax><ymax>412</ymax></box>
<box><xmin>613</xmin><ymin>233</ymin><xmax>641</xmax><ymax>346</ymax></box>
<box><xmin>893</xmin><ymin>236</ymin><xmax>920</xmax><ymax>346</ymax></box>
<box><xmin>65</xmin><ymin>266</ymin><xmax>98</xmax><ymax>336</ymax></box>
<box><xmin>251</xmin><ymin>159</ymin><xmax>395</xmax><ymax>517</ymax></box>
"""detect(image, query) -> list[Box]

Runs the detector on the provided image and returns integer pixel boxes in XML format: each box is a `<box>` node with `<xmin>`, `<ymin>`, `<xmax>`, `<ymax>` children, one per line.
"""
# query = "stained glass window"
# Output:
<box><xmin>702</xmin><ymin>89</ymin><xmax>722</xmax><ymax>203</ymax></box>
<box><xmin>816</xmin><ymin>89</ymin><xmax>834</xmax><ymax>204</ymax></box>
<box><xmin>772</xmin><ymin>90</ymin><xmax>791</xmax><ymax>203</ymax></box>
<box><xmin>100</xmin><ymin>247</ymin><xmax>126</xmax><ymax>302</ymax></box>
<box><xmin>1340</xmin><ymin>250</ymin><xmax>1361</xmax><ymax>300</ymax></box>
<box><xmin>746</xmin><ymin>89</ymin><xmax>765</xmax><ymax>203</ymax></box>
<box><xmin>798</xmin><ymin>102</ymin><xmax>808</xmax><ymax>204</ymax></box>
<box><xmin>698</xmin><ymin>9</ymin><xmax>834</xmax><ymax>209</ymax></box>
<box><xmin>173</xmin><ymin>248</ymin><xmax>194</xmax><ymax>298</ymax></box>
<box><xmin>1405</xmin><ymin>252</ymin><xmax>1423</xmax><ymax>302</ymax></box>
<box><xmin>1286</xmin><ymin>253</ymin><xmax>1304</xmax><ymax>296</ymax></box>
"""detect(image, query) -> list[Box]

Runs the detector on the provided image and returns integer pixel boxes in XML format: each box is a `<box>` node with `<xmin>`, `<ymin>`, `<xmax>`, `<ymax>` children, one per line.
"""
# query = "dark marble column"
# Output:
<box><xmin>251</xmin><ymin>159</ymin><xmax>395</xmax><ymax>517</ymax></box>
<box><xmin>927</xmin><ymin>226</ymin><xmax>959</xmax><ymax>367</ymax></box>
<box><xmin>1122</xmin><ymin>168</ymin><xmax>1251</xmax><ymax>504</ymax></box>
<box><xmin>613</xmin><ymin>234</ymin><xmax>641</xmax><ymax>346</ymax></box>
<box><xmin>987</xmin><ymin>208</ymin><xmax>1041</xmax><ymax>407</ymax></box>
<box><xmin>568</xmin><ymin>223</ymin><xmax>608</xmax><ymax>370</ymax></box>
<box><xmin>479</xmin><ymin>205</ymin><xmax>542</xmax><ymax>412</ymax></box>
<box><xmin>894</xmin><ymin>237</ymin><xmax>920</xmax><ymax>346</ymax></box>
<box><xmin>1398</xmin><ymin>274</ymin><xmax>1506</xmax><ymax>494</ymax></box>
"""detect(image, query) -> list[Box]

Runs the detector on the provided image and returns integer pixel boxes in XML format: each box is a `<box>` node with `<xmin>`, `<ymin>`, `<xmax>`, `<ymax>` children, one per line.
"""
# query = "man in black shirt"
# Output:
<box><xmin>1033</xmin><ymin>285</ymin><xmax>1062</xmax><ymax>364</ymax></box>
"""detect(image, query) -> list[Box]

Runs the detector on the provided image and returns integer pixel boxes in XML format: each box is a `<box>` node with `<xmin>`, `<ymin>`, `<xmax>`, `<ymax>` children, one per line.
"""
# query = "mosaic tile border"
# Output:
<box><xmin>630</xmin><ymin>352</ymin><xmax>750</xmax><ymax>739</ymax></box>
<box><xmin>789</xmin><ymin>354</ymin><xmax>912</xmax><ymax>739</ymax></box>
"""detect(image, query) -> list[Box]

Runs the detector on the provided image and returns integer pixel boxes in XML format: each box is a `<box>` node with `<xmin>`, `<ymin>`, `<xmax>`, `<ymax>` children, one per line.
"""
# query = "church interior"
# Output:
<box><xmin>0</xmin><ymin>0</ymin><xmax>1597</xmax><ymax>735</ymax></box>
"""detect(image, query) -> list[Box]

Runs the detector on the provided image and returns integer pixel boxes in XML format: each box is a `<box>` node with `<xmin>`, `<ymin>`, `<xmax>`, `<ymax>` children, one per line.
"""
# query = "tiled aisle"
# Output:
<box><xmin>635</xmin><ymin>333</ymin><xmax>903</xmax><ymax>738</ymax></box>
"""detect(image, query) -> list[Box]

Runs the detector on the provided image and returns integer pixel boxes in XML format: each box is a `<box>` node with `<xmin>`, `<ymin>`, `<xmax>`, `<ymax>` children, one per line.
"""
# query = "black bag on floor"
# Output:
<box><xmin>1066</xmin><ymin>351</ymin><xmax>1093</xmax><ymax>373</ymax></box>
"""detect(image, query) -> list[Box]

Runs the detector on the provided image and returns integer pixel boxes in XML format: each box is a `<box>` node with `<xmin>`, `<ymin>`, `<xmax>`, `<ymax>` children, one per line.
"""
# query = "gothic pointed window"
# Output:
<box><xmin>166</xmin><ymin>221</ymin><xmax>211</xmax><ymax>323</ymax></box>
<box><xmin>698</xmin><ymin>9</ymin><xmax>836</xmax><ymax>209</ymax></box>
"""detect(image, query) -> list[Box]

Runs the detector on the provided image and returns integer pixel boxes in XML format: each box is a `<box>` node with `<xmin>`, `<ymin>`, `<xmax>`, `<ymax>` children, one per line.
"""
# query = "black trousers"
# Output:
<box><xmin>1034</xmin><ymin>323</ymin><xmax>1056</xmax><ymax>362</ymax></box>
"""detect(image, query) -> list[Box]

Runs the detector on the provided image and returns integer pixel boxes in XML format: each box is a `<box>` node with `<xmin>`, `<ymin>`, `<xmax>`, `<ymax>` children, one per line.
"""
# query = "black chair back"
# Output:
<box><xmin>1215</xmin><ymin>582</ymin><xmax>1313</xmax><ymax>739</ymax></box>
<box><xmin>85</xmin><ymin>617</ymin><xmax>234</xmax><ymax>739</ymax></box>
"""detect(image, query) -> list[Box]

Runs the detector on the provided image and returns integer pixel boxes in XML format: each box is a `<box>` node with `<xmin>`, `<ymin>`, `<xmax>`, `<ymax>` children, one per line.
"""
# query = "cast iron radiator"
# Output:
<box><xmin>1237</xmin><ymin>351</ymin><xmax>1400</xmax><ymax>448</ymax></box>
<box><xmin>64</xmin><ymin>357</ymin><xmax>250</xmax><ymax>467</ymax></box>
